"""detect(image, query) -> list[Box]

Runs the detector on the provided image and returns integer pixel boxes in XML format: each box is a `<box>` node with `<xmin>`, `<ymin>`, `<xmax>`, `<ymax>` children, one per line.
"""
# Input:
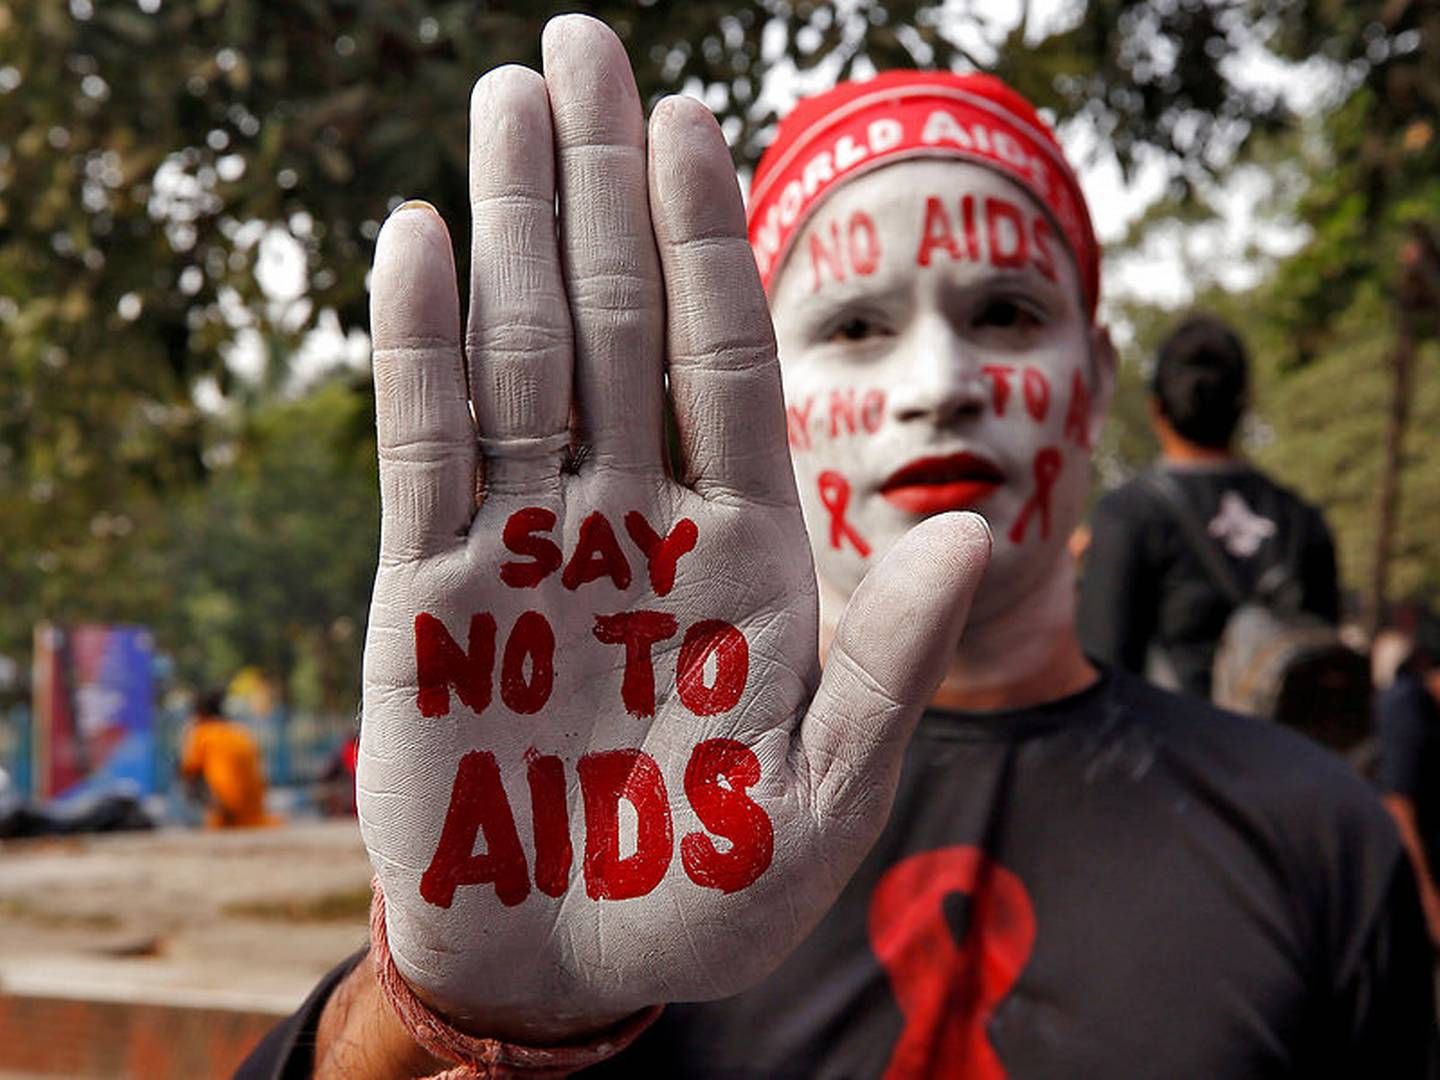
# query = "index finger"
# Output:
<box><xmin>647</xmin><ymin>96</ymin><xmax>797</xmax><ymax>507</ymax></box>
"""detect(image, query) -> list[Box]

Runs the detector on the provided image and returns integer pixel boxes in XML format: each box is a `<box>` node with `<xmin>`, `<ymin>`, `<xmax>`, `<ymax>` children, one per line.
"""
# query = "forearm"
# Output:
<box><xmin>1381</xmin><ymin>795</ymin><xmax>1440</xmax><ymax>932</ymax></box>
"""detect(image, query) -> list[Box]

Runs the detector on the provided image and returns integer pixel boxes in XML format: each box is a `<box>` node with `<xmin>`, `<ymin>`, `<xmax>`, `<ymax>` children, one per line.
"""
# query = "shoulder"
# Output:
<box><xmin>1379</xmin><ymin>674</ymin><xmax>1424</xmax><ymax>708</ymax></box>
<box><xmin>1246</xmin><ymin>467</ymin><xmax>1332</xmax><ymax>531</ymax></box>
<box><xmin>1113</xmin><ymin>671</ymin><xmax>1398</xmax><ymax>860</ymax></box>
<box><xmin>1105</xmin><ymin>673</ymin><xmax>1422</xmax><ymax>1003</ymax></box>
<box><xmin>1379</xmin><ymin>675</ymin><xmax>1435</xmax><ymax>728</ymax></box>
<box><xmin>211</xmin><ymin>721</ymin><xmax>255</xmax><ymax>750</ymax></box>
<box><xmin>1090</xmin><ymin>473</ymin><xmax>1165</xmax><ymax>528</ymax></box>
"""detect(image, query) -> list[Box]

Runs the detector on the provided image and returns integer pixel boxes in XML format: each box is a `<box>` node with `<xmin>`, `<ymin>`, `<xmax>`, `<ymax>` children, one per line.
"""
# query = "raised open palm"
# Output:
<box><xmin>359</xmin><ymin>14</ymin><xmax>989</xmax><ymax>1042</ymax></box>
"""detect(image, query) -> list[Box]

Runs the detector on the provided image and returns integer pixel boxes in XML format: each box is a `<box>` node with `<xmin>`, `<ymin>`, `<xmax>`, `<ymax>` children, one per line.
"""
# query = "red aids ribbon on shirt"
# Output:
<box><xmin>747</xmin><ymin>70</ymin><xmax>1099</xmax><ymax>318</ymax></box>
<box><xmin>869</xmin><ymin>847</ymin><xmax>1036</xmax><ymax>1080</ymax></box>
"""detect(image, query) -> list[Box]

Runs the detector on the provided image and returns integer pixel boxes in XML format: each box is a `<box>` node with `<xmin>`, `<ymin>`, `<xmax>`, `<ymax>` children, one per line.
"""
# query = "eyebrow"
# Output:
<box><xmin>785</xmin><ymin>247</ymin><xmax>1081</xmax><ymax>334</ymax></box>
<box><xmin>798</xmin><ymin>273</ymin><xmax>913</xmax><ymax>315</ymax></box>
<box><xmin>788</xmin><ymin>289</ymin><xmax>909</xmax><ymax>343</ymax></box>
<box><xmin>937</xmin><ymin>266</ymin><xmax>1073</xmax><ymax>311</ymax></box>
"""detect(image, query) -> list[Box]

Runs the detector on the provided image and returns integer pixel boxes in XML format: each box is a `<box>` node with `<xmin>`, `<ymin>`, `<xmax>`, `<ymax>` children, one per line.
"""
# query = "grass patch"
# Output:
<box><xmin>0</xmin><ymin>897</ymin><xmax>122</xmax><ymax>931</ymax></box>
<box><xmin>222</xmin><ymin>887</ymin><xmax>372</xmax><ymax>923</ymax></box>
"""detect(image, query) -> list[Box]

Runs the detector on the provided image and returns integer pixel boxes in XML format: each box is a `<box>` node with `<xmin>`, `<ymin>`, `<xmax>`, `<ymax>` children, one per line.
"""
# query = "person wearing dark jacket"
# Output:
<box><xmin>1077</xmin><ymin>315</ymin><xmax>1340</xmax><ymax>699</ymax></box>
<box><xmin>1380</xmin><ymin>619</ymin><xmax>1440</xmax><ymax>945</ymax></box>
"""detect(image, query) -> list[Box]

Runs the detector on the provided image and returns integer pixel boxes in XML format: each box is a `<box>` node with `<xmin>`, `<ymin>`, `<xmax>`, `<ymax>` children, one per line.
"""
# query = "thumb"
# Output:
<box><xmin>798</xmin><ymin>511</ymin><xmax>990</xmax><ymax>849</ymax></box>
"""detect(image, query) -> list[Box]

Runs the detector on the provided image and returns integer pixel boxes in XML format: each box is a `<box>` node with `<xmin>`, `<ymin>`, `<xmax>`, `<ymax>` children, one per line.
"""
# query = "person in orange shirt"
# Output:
<box><xmin>179</xmin><ymin>689</ymin><xmax>274</xmax><ymax>828</ymax></box>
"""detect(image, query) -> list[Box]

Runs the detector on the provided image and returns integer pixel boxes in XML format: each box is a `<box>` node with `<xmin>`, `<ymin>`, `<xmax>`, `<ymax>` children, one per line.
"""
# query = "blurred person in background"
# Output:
<box><xmin>1380</xmin><ymin>616</ymin><xmax>1440</xmax><ymax>946</ymax></box>
<box><xmin>1078</xmin><ymin>314</ymin><xmax>1340</xmax><ymax>700</ymax></box>
<box><xmin>319</xmin><ymin>729</ymin><xmax>360</xmax><ymax>817</ymax></box>
<box><xmin>179</xmin><ymin>688</ymin><xmax>274</xmax><ymax>829</ymax></box>
<box><xmin>1375</xmin><ymin>627</ymin><xmax>1417</xmax><ymax>693</ymax></box>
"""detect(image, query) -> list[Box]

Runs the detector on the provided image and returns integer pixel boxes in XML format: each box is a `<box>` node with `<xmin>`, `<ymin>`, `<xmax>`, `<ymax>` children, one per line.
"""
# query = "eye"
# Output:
<box><xmin>828</xmin><ymin>316</ymin><xmax>879</xmax><ymax>343</ymax></box>
<box><xmin>973</xmin><ymin>297</ymin><xmax>1044</xmax><ymax>332</ymax></box>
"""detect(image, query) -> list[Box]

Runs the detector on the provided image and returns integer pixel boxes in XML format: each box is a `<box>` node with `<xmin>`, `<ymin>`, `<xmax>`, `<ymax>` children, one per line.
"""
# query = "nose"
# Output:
<box><xmin>887</xmin><ymin>313</ymin><xmax>987</xmax><ymax>426</ymax></box>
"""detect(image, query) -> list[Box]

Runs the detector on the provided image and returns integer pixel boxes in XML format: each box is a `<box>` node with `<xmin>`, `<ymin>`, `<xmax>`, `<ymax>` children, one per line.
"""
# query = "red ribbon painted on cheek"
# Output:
<box><xmin>1006</xmin><ymin>448</ymin><xmax>1062</xmax><ymax>545</ymax></box>
<box><xmin>817</xmin><ymin>470</ymin><xmax>872</xmax><ymax>557</ymax></box>
<box><xmin>869</xmin><ymin>847</ymin><xmax>1036</xmax><ymax>1080</ymax></box>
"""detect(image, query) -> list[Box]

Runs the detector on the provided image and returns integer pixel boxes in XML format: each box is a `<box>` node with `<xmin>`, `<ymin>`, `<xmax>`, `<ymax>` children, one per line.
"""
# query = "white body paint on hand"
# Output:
<box><xmin>358</xmin><ymin>17</ymin><xmax>989</xmax><ymax>1043</ymax></box>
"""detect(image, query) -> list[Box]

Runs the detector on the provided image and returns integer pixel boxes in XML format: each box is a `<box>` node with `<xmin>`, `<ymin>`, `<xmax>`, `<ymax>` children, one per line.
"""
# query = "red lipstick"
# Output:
<box><xmin>880</xmin><ymin>452</ymin><xmax>1004</xmax><ymax>514</ymax></box>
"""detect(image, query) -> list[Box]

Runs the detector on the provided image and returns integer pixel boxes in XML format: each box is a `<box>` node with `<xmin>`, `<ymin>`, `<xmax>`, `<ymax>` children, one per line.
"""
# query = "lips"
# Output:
<box><xmin>880</xmin><ymin>452</ymin><xmax>1004</xmax><ymax>514</ymax></box>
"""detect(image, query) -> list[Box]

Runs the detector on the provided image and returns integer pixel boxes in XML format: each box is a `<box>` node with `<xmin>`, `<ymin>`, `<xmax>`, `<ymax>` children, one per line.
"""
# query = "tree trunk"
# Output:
<box><xmin>1370</xmin><ymin>225</ymin><xmax>1440</xmax><ymax>636</ymax></box>
<box><xmin>1367</xmin><ymin>310</ymin><xmax>1415</xmax><ymax>636</ymax></box>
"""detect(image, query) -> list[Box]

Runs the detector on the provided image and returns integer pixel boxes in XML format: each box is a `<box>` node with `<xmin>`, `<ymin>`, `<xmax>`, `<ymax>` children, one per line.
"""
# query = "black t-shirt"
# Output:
<box><xmin>1077</xmin><ymin>463</ymin><xmax>1340</xmax><ymax>699</ymax></box>
<box><xmin>241</xmin><ymin>671</ymin><xmax>1432</xmax><ymax>1079</ymax></box>
<box><xmin>1380</xmin><ymin>671</ymin><xmax>1440</xmax><ymax>873</ymax></box>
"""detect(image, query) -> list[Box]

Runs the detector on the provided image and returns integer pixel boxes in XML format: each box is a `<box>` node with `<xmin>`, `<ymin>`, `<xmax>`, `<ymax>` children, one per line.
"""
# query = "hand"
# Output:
<box><xmin>359</xmin><ymin>14</ymin><xmax>990</xmax><ymax>1044</ymax></box>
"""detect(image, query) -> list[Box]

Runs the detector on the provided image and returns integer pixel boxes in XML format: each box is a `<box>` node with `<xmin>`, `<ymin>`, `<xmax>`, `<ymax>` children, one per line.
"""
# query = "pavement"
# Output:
<box><xmin>0</xmin><ymin>820</ymin><xmax>372</xmax><ymax>1016</ymax></box>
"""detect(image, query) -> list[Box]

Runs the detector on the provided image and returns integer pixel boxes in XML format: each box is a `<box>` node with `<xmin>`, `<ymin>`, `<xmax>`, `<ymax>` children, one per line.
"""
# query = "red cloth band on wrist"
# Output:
<box><xmin>746</xmin><ymin>70</ymin><xmax>1099</xmax><ymax>315</ymax></box>
<box><xmin>369</xmin><ymin>881</ymin><xmax>662</xmax><ymax>1078</ymax></box>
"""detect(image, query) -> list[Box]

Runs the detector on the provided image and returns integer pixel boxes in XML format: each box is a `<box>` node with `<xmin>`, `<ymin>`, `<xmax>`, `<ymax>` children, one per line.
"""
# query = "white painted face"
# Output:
<box><xmin>770</xmin><ymin>158</ymin><xmax>1109</xmax><ymax>624</ymax></box>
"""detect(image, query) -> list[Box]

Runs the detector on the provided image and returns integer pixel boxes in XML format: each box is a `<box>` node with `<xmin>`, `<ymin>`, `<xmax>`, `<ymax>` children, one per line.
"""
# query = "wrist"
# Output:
<box><xmin>408</xmin><ymin>988</ymin><xmax>636</xmax><ymax>1049</ymax></box>
<box><xmin>369</xmin><ymin>881</ymin><xmax>662</xmax><ymax>1075</ymax></box>
<box><xmin>314</xmin><ymin>956</ymin><xmax>448</xmax><ymax>1080</ymax></box>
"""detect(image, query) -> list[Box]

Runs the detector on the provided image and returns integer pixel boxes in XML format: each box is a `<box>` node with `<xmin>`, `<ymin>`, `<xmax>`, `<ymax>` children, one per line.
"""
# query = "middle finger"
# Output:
<box><xmin>467</xmin><ymin>65</ymin><xmax>574</xmax><ymax>498</ymax></box>
<box><xmin>542</xmin><ymin>14</ymin><xmax>666</xmax><ymax>473</ymax></box>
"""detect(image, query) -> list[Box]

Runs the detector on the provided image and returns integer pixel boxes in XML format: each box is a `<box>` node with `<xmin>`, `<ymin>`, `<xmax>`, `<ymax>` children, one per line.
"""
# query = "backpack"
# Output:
<box><xmin>1143</xmin><ymin>471</ymin><xmax>1372</xmax><ymax>753</ymax></box>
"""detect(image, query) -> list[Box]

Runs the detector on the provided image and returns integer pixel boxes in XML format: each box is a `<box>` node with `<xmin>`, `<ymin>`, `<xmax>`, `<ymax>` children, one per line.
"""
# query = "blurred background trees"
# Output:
<box><xmin>2</xmin><ymin>0</ymin><xmax>1436</xmax><ymax>710</ymax></box>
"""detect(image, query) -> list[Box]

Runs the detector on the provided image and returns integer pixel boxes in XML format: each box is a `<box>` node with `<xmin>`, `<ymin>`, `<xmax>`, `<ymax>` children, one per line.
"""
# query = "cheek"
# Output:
<box><xmin>973</xmin><ymin>363</ymin><xmax>1071</xmax><ymax>428</ymax></box>
<box><xmin>986</xmin><ymin>358</ymin><xmax>1095</xmax><ymax>548</ymax></box>
<box><xmin>981</xmin><ymin>355</ymin><xmax>1094</xmax><ymax>446</ymax></box>
<box><xmin>1059</xmin><ymin>366</ymin><xmax>1096</xmax><ymax>450</ymax></box>
<box><xmin>811</xmin><ymin>470</ymin><xmax>875</xmax><ymax>559</ymax></box>
<box><xmin>786</xmin><ymin>380</ymin><xmax>894</xmax><ymax>565</ymax></box>
<box><xmin>1001</xmin><ymin>446</ymin><xmax>1064</xmax><ymax>546</ymax></box>
<box><xmin>785</xmin><ymin>384</ymin><xmax>888</xmax><ymax>453</ymax></box>
<box><xmin>785</xmin><ymin>348</ymin><xmax>1094</xmax><ymax>569</ymax></box>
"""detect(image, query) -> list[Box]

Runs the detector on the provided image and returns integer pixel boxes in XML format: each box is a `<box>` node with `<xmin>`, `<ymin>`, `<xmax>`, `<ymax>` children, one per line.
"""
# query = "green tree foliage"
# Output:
<box><xmin>0</xmin><ymin>0</ymin><xmax>989</xmax><ymax>698</ymax></box>
<box><xmin>1068</xmin><ymin>1</ymin><xmax>1440</xmax><ymax>614</ymax></box>
<box><xmin>1160</xmin><ymin>2</ymin><xmax>1438</xmax><ymax>612</ymax></box>
<box><xmin>1249</xmin><ymin>309</ymin><xmax>1440</xmax><ymax>606</ymax></box>
<box><xmin>167</xmin><ymin>375</ymin><xmax>378</xmax><ymax>709</ymax></box>
<box><xmin>1262</xmin><ymin>0</ymin><xmax>1440</xmax><ymax>359</ymax></box>
<box><xmin>2</xmin><ymin>0</ymin><xmax>1430</xmax><ymax>701</ymax></box>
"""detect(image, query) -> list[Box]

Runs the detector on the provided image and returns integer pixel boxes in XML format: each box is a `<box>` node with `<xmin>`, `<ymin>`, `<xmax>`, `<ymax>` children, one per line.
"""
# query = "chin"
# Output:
<box><xmin>967</xmin><ymin>533</ymin><xmax>1071</xmax><ymax>625</ymax></box>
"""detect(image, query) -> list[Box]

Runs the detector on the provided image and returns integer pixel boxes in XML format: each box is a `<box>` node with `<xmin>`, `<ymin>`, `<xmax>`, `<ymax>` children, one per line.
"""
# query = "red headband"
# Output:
<box><xmin>747</xmin><ymin>71</ymin><xmax>1099</xmax><ymax>316</ymax></box>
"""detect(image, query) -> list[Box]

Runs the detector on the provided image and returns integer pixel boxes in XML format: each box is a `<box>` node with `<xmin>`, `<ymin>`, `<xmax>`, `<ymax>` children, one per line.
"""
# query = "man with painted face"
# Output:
<box><xmin>240</xmin><ymin>17</ymin><xmax>1433</xmax><ymax>1080</ymax></box>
